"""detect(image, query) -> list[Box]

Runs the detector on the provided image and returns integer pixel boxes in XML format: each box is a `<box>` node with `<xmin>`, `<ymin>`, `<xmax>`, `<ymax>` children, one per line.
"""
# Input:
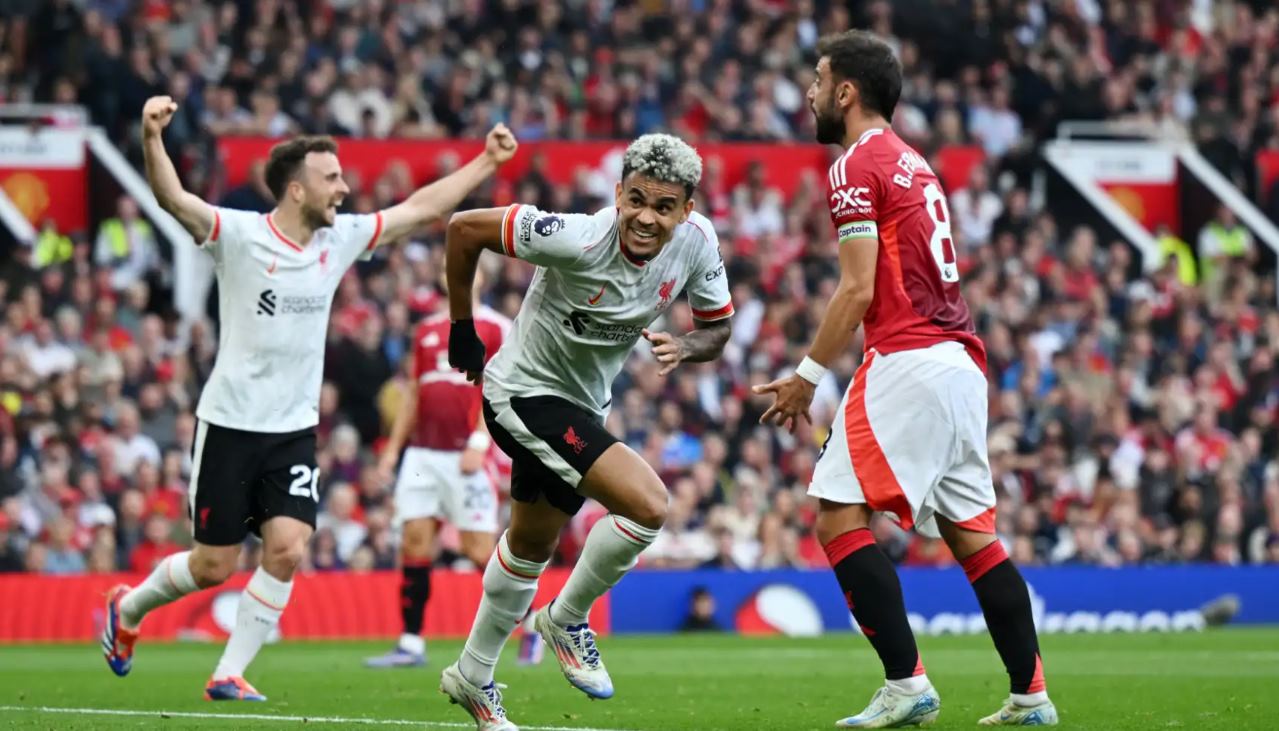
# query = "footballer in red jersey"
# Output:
<box><xmin>365</xmin><ymin>285</ymin><xmax>509</xmax><ymax>669</ymax></box>
<box><xmin>753</xmin><ymin>30</ymin><xmax>1057</xmax><ymax>728</ymax></box>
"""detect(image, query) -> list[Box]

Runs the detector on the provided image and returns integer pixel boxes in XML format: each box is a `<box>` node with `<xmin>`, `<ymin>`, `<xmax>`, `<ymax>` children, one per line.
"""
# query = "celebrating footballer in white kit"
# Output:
<box><xmin>438</xmin><ymin>134</ymin><xmax>733</xmax><ymax>731</ymax></box>
<box><xmin>100</xmin><ymin>95</ymin><xmax>517</xmax><ymax>701</ymax></box>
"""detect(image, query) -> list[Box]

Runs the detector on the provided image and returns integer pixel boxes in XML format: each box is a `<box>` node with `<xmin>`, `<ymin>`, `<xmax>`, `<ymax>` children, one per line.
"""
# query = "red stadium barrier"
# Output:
<box><xmin>932</xmin><ymin>145</ymin><xmax>985</xmax><ymax>194</ymax></box>
<box><xmin>218</xmin><ymin>138</ymin><xmax>1002</xmax><ymax>207</ymax></box>
<box><xmin>217</xmin><ymin>138</ymin><xmax>834</xmax><ymax>199</ymax></box>
<box><xmin>0</xmin><ymin>569</ymin><xmax>606</xmax><ymax>642</ymax></box>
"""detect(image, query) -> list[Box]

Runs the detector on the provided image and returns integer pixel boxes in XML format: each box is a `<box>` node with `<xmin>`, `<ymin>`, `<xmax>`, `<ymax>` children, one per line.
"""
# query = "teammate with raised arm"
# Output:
<box><xmin>753</xmin><ymin>32</ymin><xmax>1058</xmax><ymax>727</ymax></box>
<box><xmin>365</xmin><ymin>271</ymin><xmax>509</xmax><ymax>669</ymax></box>
<box><xmin>439</xmin><ymin>134</ymin><xmax>733</xmax><ymax>731</ymax></box>
<box><xmin>101</xmin><ymin>95</ymin><xmax>517</xmax><ymax>700</ymax></box>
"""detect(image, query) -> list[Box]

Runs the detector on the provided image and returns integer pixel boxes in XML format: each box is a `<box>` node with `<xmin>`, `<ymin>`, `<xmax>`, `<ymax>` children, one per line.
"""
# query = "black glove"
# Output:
<box><xmin>448</xmin><ymin>318</ymin><xmax>486</xmax><ymax>373</ymax></box>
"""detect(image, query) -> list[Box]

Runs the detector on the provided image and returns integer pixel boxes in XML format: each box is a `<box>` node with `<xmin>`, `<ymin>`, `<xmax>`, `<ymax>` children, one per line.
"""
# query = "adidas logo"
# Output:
<box><xmin>257</xmin><ymin>289</ymin><xmax>277</xmax><ymax>316</ymax></box>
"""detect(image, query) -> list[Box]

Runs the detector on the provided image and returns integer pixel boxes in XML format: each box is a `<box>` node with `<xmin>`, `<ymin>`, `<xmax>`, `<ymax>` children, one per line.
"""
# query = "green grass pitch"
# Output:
<box><xmin>1</xmin><ymin>630</ymin><xmax>1275</xmax><ymax>729</ymax></box>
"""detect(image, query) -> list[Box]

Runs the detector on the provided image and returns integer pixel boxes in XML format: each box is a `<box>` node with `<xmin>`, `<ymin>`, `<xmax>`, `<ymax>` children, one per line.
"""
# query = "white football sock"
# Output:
<box><xmin>520</xmin><ymin>607</ymin><xmax>538</xmax><ymax>633</ymax></box>
<box><xmin>398</xmin><ymin>632</ymin><xmax>426</xmax><ymax>656</ymax></box>
<box><xmin>119</xmin><ymin>551</ymin><xmax>199</xmax><ymax>629</ymax></box>
<box><xmin>459</xmin><ymin>533</ymin><xmax>547</xmax><ymax>686</ymax></box>
<box><xmin>887</xmin><ymin>674</ymin><xmax>932</xmax><ymax>695</ymax></box>
<box><xmin>1011</xmin><ymin>690</ymin><xmax>1050</xmax><ymax>706</ymax></box>
<box><xmin>212</xmin><ymin>567</ymin><xmax>293</xmax><ymax>680</ymax></box>
<box><xmin>550</xmin><ymin>515</ymin><xmax>659</xmax><ymax>626</ymax></box>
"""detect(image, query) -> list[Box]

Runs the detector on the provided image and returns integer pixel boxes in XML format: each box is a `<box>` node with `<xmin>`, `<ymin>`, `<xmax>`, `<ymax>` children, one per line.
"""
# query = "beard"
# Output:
<box><xmin>301</xmin><ymin>202</ymin><xmax>332</xmax><ymax>230</ymax></box>
<box><xmin>814</xmin><ymin>98</ymin><xmax>846</xmax><ymax>145</ymax></box>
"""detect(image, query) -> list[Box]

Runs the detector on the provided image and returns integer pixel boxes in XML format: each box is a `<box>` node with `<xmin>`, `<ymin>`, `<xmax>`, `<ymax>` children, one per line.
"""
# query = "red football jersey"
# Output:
<box><xmin>412</xmin><ymin>307</ymin><xmax>509</xmax><ymax>450</ymax></box>
<box><xmin>827</xmin><ymin>127</ymin><xmax>986</xmax><ymax>371</ymax></box>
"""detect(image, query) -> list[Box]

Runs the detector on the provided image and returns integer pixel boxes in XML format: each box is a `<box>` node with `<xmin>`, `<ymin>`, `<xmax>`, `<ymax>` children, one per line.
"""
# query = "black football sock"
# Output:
<box><xmin>824</xmin><ymin>528</ymin><xmax>924</xmax><ymax>681</ymax></box>
<box><xmin>962</xmin><ymin>541</ymin><xmax>1046</xmax><ymax>696</ymax></box>
<box><xmin>400</xmin><ymin>560</ymin><xmax>433</xmax><ymax>638</ymax></box>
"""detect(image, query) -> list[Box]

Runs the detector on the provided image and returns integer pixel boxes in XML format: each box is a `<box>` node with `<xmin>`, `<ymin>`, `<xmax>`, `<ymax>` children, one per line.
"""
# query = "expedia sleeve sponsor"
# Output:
<box><xmin>838</xmin><ymin>221</ymin><xmax>878</xmax><ymax>243</ymax></box>
<box><xmin>684</xmin><ymin>213</ymin><xmax>734</xmax><ymax>322</ymax></box>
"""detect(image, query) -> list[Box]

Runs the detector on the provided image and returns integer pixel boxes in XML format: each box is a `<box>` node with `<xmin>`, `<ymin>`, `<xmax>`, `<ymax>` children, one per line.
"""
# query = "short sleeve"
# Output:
<box><xmin>827</xmin><ymin>150</ymin><xmax>883</xmax><ymax>245</ymax></box>
<box><xmin>500</xmin><ymin>204</ymin><xmax>599</xmax><ymax>268</ymax></box>
<box><xmin>685</xmin><ymin>218</ymin><xmax>734</xmax><ymax>322</ymax></box>
<box><xmin>198</xmin><ymin>207</ymin><xmax>251</xmax><ymax>262</ymax></box>
<box><xmin>333</xmin><ymin>212</ymin><xmax>385</xmax><ymax>267</ymax></box>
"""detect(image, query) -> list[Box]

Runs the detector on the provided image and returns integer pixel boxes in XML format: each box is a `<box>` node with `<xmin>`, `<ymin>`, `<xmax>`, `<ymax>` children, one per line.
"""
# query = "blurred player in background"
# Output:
<box><xmin>364</xmin><ymin>269</ymin><xmax>509</xmax><ymax>669</ymax></box>
<box><xmin>439</xmin><ymin>134</ymin><xmax>734</xmax><ymax>731</ymax></box>
<box><xmin>754</xmin><ymin>32</ymin><xmax>1058</xmax><ymax>727</ymax></box>
<box><xmin>100</xmin><ymin>95</ymin><xmax>517</xmax><ymax>701</ymax></box>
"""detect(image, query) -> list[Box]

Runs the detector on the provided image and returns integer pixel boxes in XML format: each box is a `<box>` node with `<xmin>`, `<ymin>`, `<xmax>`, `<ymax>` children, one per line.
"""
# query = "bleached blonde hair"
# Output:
<box><xmin>621</xmin><ymin>133</ymin><xmax>703</xmax><ymax>198</ymax></box>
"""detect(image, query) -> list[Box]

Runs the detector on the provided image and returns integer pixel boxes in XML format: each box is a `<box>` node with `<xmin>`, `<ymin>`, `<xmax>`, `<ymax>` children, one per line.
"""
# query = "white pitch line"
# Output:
<box><xmin>0</xmin><ymin>705</ymin><xmax>639</xmax><ymax>731</ymax></box>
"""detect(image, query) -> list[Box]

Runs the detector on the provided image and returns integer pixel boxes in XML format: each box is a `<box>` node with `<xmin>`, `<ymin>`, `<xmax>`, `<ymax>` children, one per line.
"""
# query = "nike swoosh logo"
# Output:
<box><xmin>266</xmin><ymin>258</ymin><xmax>277</xmax><ymax>275</ymax></box>
<box><xmin>587</xmin><ymin>285</ymin><xmax>605</xmax><ymax>305</ymax></box>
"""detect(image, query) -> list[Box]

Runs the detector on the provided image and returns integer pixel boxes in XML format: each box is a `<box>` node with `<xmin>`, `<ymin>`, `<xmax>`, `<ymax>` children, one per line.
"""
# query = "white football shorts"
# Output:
<box><xmin>809</xmin><ymin>340</ymin><xmax>996</xmax><ymax>537</ymax></box>
<box><xmin>395</xmin><ymin>446</ymin><xmax>499</xmax><ymax>533</ymax></box>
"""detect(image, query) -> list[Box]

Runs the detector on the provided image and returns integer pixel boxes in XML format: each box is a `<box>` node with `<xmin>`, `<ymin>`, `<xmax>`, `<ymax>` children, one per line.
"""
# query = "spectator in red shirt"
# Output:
<box><xmin>1175</xmin><ymin>408</ymin><xmax>1235</xmax><ymax>479</ymax></box>
<box><xmin>129</xmin><ymin>514</ymin><xmax>181</xmax><ymax>574</ymax></box>
<box><xmin>1061</xmin><ymin>227</ymin><xmax>1101</xmax><ymax>302</ymax></box>
<box><xmin>135</xmin><ymin>461</ymin><xmax>183</xmax><ymax>522</ymax></box>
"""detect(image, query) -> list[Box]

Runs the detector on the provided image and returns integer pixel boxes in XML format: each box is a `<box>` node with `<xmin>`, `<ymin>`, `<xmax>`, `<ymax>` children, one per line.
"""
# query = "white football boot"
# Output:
<box><xmin>534</xmin><ymin>602</ymin><xmax>614</xmax><ymax>699</ymax></box>
<box><xmin>978</xmin><ymin>698</ymin><xmax>1059</xmax><ymax>726</ymax></box>
<box><xmin>835</xmin><ymin>684</ymin><xmax>941</xmax><ymax>728</ymax></box>
<box><xmin>440</xmin><ymin>662</ymin><xmax>518</xmax><ymax>731</ymax></box>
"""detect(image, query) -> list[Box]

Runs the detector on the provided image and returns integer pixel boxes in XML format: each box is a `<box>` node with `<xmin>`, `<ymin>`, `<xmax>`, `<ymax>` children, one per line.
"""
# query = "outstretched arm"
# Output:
<box><xmin>376</xmin><ymin>125</ymin><xmax>518</xmax><ymax>247</ymax></box>
<box><xmin>141</xmin><ymin>96</ymin><xmax>215</xmax><ymax>242</ymax></box>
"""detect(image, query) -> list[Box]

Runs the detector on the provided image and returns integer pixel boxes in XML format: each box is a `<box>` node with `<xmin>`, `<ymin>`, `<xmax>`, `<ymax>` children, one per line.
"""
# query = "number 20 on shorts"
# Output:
<box><xmin>288</xmin><ymin>465</ymin><xmax>321</xmax><ymax>502</ymax></box>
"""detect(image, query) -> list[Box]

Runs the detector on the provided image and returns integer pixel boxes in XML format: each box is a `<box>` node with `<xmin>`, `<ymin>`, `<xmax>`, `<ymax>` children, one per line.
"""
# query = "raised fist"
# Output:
<box><xmin>484</xmin><ymin>123</ymin><xmax>518</xmax><ymax>165</ymax></box>
<box><xmin>141</xmin><ymin>96</ymin><xmax>178</xmax><ymax>138</ymax></box>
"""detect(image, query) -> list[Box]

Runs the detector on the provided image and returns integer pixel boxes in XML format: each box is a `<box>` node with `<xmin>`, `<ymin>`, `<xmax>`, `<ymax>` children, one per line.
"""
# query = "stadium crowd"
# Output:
<box><xmin>3</xmin><ymin>0</ymin><xmax>1279</xmax><ymax>576</ymax></box>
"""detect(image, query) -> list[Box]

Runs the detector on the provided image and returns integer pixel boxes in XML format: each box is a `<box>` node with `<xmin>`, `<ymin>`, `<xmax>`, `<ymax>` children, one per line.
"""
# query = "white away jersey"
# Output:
<box><xmin>196</xmin><ymin>207</ymin><xmax>383</xmax><ymax>432</ymax></box>
<box><xmin>484</xmin><ymin>204</ymin><xmax>733</xmax><ymax>415</ymax></box>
